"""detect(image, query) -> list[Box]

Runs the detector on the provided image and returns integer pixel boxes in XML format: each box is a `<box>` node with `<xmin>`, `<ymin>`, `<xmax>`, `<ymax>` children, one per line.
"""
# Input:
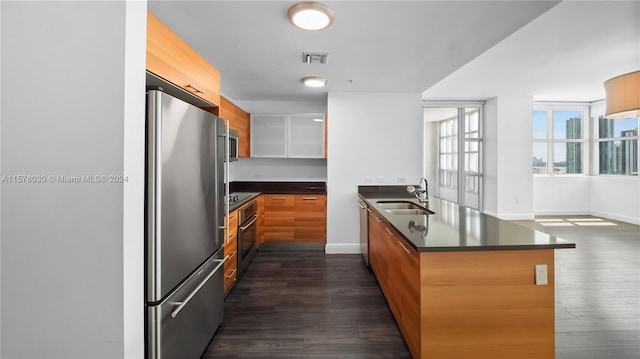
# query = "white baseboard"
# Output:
<box><xmin>482</xmin><ymin>211</ymin><xmax>535</xmax><ymax>220</ymax></box>
<box><xmin>325</xmin><ymin>243</ymin><xmax>361</xmax><ymax>254</ymax></box>
<box><xmin>534</xmin><ymin>209</ymin><xmax>590</xmax><ymax>216</ymax></box>
<box><xmin>590</xmin><ymin>210</ymin><xmax>640</xmax><ymax>225</ymax></box>
<box><xmin>496</xmin><ymin>213</ymin><xmax>535</xmax><ymax>220</ymax></box>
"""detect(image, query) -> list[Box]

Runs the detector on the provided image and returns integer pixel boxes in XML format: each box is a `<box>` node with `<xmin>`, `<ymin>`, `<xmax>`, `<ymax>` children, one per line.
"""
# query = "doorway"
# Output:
<box><xmin>424</xmin><ymin>104</ymin><xmax>484</xmax><ymax>210</ymax></box>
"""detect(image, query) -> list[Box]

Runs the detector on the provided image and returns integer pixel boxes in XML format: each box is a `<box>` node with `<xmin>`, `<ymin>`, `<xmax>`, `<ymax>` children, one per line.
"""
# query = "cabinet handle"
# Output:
<box><xmin>366</xmin><ymin>208</ymin><xmax>371</xmax><ymax>213</ymax></box>
<box><xmin>271</xmin><ymin>196</ymin><xmax>286</xmax><ymax>200</ymax></box>
<box><xmin>398</xmin><ymin>240</ymin><xmax>412</xmax><ymax>255</ymax></box>
<box><xmin>185</xmin><ymin>84</ymin><xmax>203</xmax><ymax>94</ymax></box>
<box><xmin>385</xmin><ymin>228</ymin><xmax>395</xmax><ymax>236</ymax></box>
<box><xmin>229</xmin><ymin>233</ymin><xmax>236</xmax><ymax>240</ymax></box>
<box><xmin>228</xmin><ymin>251</ymin><xmax>236</xmax><ymax>259</ymax></box>
<box><xmin>225</xmin><ymin>268</ymin><xmax>237</xmax><ymax>279</ymax></box>
<box><xmin>302</xmin><ymin>197</ymin><xmax>317</xmax><ymax>200</ymax></box>
<box><xmin>357</xmin><ymin>201</ymin><xmax>367</xmax><ymax>209</ymax></box>
<box><xmin>374</xmin><ymin>216</ymin><xmax>382</xmax><ymax>223</ymax></box>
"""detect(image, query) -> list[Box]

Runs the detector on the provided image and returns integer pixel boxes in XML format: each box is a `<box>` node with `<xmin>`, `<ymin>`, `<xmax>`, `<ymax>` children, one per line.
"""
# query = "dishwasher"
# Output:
<box><xmin>357</xmin><ymin>198</ymin><xmax>370</xmax><ymax>267</ymax></box>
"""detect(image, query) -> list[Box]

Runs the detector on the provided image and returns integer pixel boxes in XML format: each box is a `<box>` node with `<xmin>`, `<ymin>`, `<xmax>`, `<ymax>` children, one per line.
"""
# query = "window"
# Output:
<box><xmin>598</xmin><ymin>116</ymin><xmax>639</xmax><ymax>176</ymax></box>
<box><xmin>532</xmin><ymin>107</ymin><xmax>586</xmax><ymax>174</ymax></box>
<box><xmin>439</xmin><ymin>117</ymin><xmax>458</xmax><ymax>189</ymax></box>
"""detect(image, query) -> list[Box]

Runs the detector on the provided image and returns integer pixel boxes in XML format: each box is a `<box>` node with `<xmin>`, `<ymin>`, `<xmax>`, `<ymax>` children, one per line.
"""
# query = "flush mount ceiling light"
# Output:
<box><xmin>302</xmin><ymin>77</ymin><xmax>327</xmax><ymax>87</ymax></box>
<box><xmin>604</xmin><ymin>70</ymin><xmax>640</xmax><ymax>119</ymax></box>
<box><xmin>288</xmin><ymin>1</ymin><xmax>335</xmax><ymax>31</ymax></box>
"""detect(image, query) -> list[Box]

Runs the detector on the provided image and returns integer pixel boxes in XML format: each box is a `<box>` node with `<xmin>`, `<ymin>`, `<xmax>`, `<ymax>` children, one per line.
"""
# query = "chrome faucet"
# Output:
<box><xmin>407</xmin><ymin>177</ymin><xmax>429</xmax><ymax>205</ymax></box>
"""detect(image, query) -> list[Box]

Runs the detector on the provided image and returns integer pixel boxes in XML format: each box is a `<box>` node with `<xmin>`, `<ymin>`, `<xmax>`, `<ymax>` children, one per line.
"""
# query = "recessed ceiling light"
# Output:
<box><xmin>302</xmin><ymin>77</ymin><xmax>327</xmax><ymax>88</ymax></box>
<box><xmin>288</xmin><ymin>1</ymin><xmax>335</xmax><ymax>31</ymax></box>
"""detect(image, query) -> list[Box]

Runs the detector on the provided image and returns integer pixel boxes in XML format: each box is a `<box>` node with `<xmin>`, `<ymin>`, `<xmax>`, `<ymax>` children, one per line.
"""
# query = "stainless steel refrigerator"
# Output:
<box><xmin>145</xmin><ymin>88</ymin><xmax>226</xmax><ymax>359</ymax></box>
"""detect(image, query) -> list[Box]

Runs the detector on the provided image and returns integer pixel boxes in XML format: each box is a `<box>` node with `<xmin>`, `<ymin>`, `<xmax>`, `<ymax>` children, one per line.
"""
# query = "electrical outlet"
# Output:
<box><xmin>376</xmin><ymin>177</ymin><xmax>385</xmax><ymax>183</ymax></box>
<box><xmin>397</xmin><ymin>177</ymin><xmax>406</xmax><ymax>183</ymax></box>
<box><xmin>535</xmin><ymin>264</ymin><xmax>548</xmax><ymax>285</ymax></box>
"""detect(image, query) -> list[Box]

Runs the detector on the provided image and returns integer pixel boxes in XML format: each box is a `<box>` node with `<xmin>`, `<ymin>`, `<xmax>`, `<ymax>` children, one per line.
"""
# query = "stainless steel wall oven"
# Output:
<box><xmin>237</xmin><ymin>200</ymin><xmax>258</xmax><ymax>276</ymax></box>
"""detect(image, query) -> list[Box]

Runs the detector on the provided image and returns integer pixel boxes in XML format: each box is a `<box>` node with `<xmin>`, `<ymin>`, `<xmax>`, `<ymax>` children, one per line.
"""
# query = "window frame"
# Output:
<box><xmin>594</xmin><ymin>115</ymin><xmax>639</xmax><ymax>177</ymax></box>
<box><xmin>533</xmin><ymin>103</ymin><xmax>589</xmax><ymax>176</ymax></box>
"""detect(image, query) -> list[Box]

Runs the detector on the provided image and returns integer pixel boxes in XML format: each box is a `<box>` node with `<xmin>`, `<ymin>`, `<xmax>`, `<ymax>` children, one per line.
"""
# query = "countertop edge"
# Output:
<box><xmin>359</xmin><ymin>192</ymin><xmax>576</xmax><ymax>252</ymax></box>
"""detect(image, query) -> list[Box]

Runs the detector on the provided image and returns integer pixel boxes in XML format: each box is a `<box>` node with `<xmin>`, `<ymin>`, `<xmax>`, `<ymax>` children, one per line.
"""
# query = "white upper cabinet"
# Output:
<box><xmin>251</xmin><ymin>114</ymin><xmax>288</xmax><ymax>157</ymax></box>
<box><xmin>251</xmin><ymin>113</ymin><xmax>325</xmax><ymax>158</ymax></box>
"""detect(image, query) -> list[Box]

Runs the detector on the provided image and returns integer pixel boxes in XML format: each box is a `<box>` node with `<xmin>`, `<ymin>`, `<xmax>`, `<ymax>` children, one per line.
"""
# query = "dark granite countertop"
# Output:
<box><xmin>230</xmin><ymin>181</ymin><xmax>326</xmax><ymax>194</ymax></box>
<box><xmin>359</xmin><ymin>186</ymin><xmax>576</xmax><ymax>252</ymax></box>
<box><xmin>227</xmin><ymin>192</ymin><xmax>260</xmax><ymax>212</ymax></box>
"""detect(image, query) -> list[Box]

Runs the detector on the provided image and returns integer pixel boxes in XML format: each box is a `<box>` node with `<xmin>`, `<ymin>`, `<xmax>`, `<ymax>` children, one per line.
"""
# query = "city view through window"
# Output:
<box><xmin>533</xmin><ymin>109</ymin><xmax>584</xmax><ymax>174</ymax></box>
<box><xmin>599</xmin><ymin>117</ymin><xmax>639</xmax><ymax>175</ymax></box>
<box><xmin>533</xmin><ymin>107</ymin><xmax>639</xmax><ymax>176</ymax></box>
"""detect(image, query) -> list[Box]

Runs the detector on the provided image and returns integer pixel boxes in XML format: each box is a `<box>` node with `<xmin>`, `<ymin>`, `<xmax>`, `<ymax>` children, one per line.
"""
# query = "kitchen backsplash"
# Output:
<box><xmin>229</xmin><ymin>157</ymin><xmax>327</xmax><ymax>182</ymax></box>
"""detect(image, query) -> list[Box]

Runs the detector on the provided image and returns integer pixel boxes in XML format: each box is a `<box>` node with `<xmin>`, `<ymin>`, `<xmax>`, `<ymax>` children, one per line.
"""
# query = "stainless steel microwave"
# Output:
<box><xmin>228</xmin><ymin>129</ymin><xmax>239</xmax><ymax>162</ymax></box>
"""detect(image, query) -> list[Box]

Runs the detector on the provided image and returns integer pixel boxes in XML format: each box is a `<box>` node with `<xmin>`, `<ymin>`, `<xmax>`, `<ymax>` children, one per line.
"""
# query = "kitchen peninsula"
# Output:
<box><xmin>359</xmin><ymin>186</ymin><xmax>575</xmax><ymax>359</ymax></box>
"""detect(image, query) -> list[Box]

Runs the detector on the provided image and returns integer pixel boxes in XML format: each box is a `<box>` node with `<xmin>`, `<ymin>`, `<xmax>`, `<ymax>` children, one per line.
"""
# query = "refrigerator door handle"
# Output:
<box><xmin>170</xmin><ymin>257</ymin><xmax>228</xmax><ymax>319</ymax></box>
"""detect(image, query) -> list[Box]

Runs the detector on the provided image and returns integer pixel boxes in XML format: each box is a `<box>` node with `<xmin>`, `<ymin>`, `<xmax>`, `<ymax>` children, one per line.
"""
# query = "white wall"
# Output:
<box><xmin>229</xmin><ymin>158</ymin><xmax>327</xmax><ymax>181</ymax></box>
<box><xmin>591</xmin><ymin>176</ymin><xmax>640</xmax><ymax>224</ymax></box>
<box><xmin>1</xmin><ymin>2</ymin><xmax>146</xmax><ymax>358</ymax></box>
<box><xmin>533</xmin><ymin>176</ymin><xmax>591</xmax><ymax>215</ymax></box>
<box><xmin>484</xmin><ymin>96</ymin><xmax>534</xmax><ymax>220</ymax></box>
<box><xmin>235</xmin><ymin>99</ymin><xmax>326</xmax><ymax>114</ymax></box>
<box><xmin>326</xmin><ymin>92</ymin><xmax>423</xmax><ymax>253</ymax></box>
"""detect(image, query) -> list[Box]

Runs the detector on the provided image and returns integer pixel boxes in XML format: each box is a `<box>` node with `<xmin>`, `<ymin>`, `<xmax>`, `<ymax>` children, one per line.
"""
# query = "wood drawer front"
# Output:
<box><xmin>146</xmin><ymin>11</ymin><xmax>221</xmax><ymax>107</ymax></box>
<box><xmin>224</xmin><ymin>210</ymin><xmax>239</xmax><ymax>245</ymax></box>
<box><xmin>294</xmin><ymin>195</ymin><xmax>326</xmax><ymax>209</ymax></box>
<box><xmin>224</xmin><ymin>237</ymin><xmax>237</xmax><ymax>272</ymax></box>
<box><xmin>223</xmin><ymin>265</ymin><xmax>237</xmax><ymax>294</ymax></box>
<box><xmin>223</xmin><ymin>233</ymin><xmax>238</xmax><ymax>294</ymax></box>
<box><xmin>264</xmin><ymin>195</ymin><xmax>295</xmax><ymax>207</ymax></box>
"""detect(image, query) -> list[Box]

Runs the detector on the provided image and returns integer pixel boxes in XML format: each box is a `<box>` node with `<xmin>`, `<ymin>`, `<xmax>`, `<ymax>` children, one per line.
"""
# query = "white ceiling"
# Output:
<box><xmin>147</xmin><ymin>1</ymin><xmax>639</xmax><ymax>107</ymax></box>
<box><xmin>423</xmin><ymin>0</ymin><xmax>640</xmax><ymax>102</ymax></box>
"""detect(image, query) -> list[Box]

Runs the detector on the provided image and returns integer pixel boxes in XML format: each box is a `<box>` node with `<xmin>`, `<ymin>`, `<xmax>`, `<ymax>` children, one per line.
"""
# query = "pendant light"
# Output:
<box><xmin>604</xmin><ymin>70</ymin><xmax>640</xmax><ymax>119</ymax></box>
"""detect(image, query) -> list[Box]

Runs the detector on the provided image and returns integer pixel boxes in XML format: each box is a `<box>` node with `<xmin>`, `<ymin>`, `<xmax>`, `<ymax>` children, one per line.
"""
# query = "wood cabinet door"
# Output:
<box><xmin>386</xmin><ymin>231</ymin><xmax>420</xmax><ymax>358</ymax></box>
<box><xmin>368</xmin><ymin>212</ymin><xmax>390</xmax><ymax>288</ymax></box>
<box><xmin>368</xmin><ymin>211</ymin><xmax>420</xmax><ymax>359</ymax></box>
<box><xmin>262</xmin><ymin>195</ymin><xmax>295</xmax><ymax>241</ymax></box>
<box><xmin>146</xmin><ymin>11</ymin><xmax>221</xmax><ymax>107</ymax></box>
<box><xmin>294</xmin><ymin>195</ymin><xmax>326</xmax><ymax>243</ymax></box>
<box><xmin>220</xmin><ymin>96</ymin><xmax>250</xmax><ymax>158</ymax></box>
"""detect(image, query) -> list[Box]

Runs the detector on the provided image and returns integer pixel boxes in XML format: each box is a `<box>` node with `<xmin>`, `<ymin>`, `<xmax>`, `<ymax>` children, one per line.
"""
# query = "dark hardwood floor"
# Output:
<box><xmin>204</xmin><ymin>251</ymin><xmax>412</xmax><ymax>359</ymax></box>
<box><xmin>205</xmin><ymin>215</ymin><xmax>639</xmax><ymax>358</ymax></box>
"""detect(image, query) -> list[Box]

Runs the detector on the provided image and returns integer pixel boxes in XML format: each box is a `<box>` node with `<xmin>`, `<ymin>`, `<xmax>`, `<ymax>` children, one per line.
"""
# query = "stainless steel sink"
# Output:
<box><xmin>385</xmin><ymin>209</ymin><xmax>434</xmax><ymax>215</ymax></box>
<box><xmin>376</xmin><ymin>201</ymin><xmax>434</xmax><ymax>215</ymax></box>
<box><xmin>376</xmin><ymin>201</ymin><xmax>424</xmax><ymax>210</ymax></box>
